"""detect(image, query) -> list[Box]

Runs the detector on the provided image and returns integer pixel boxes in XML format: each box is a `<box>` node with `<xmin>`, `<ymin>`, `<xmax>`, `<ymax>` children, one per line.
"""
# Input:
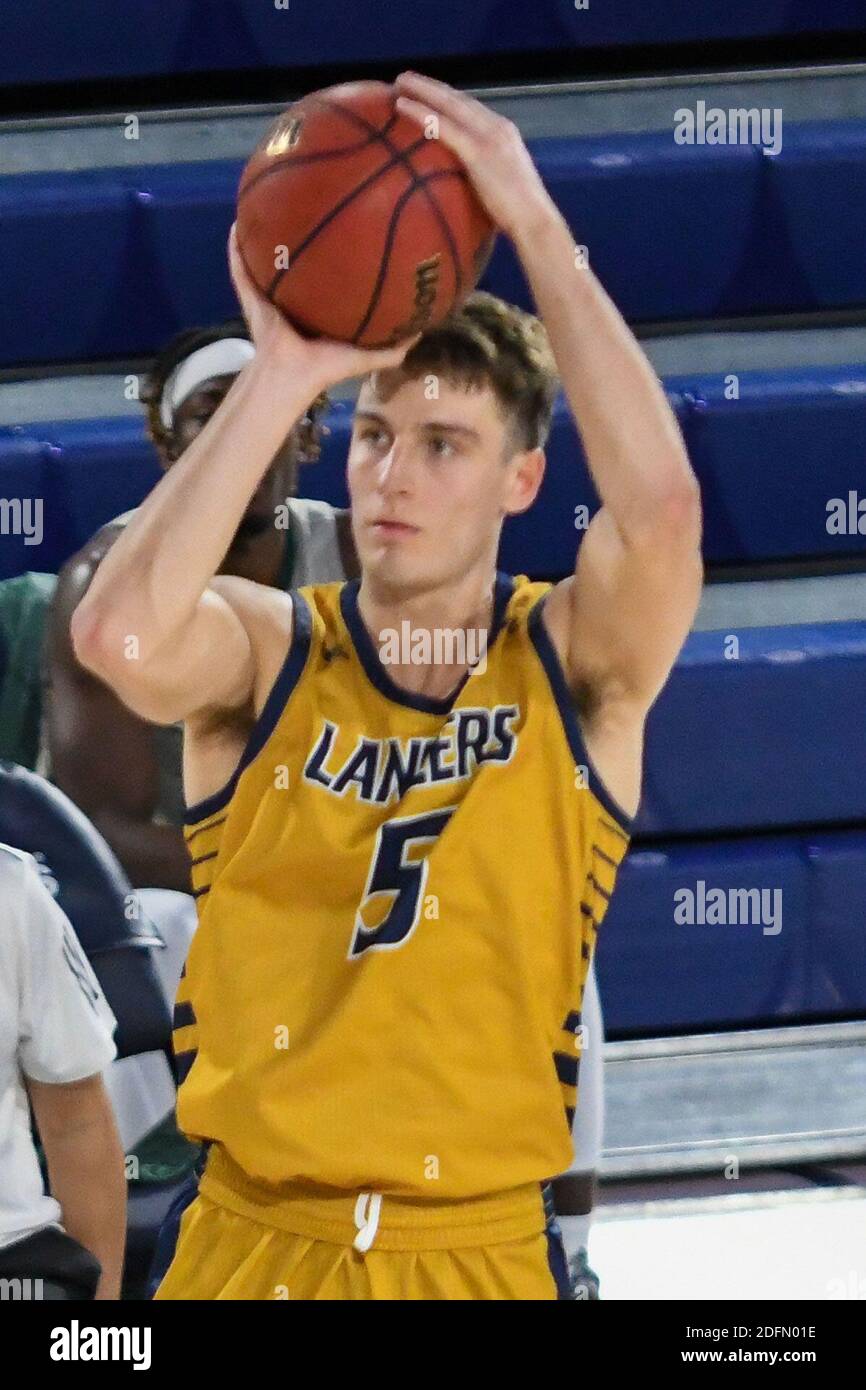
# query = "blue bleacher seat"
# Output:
<box><xmin>0</xmin><ymin>166</ymin><xmax>237</xmax><ymax>366</ymax></box>
<box><xmin>667</xmin><ymin>365</ymin><xmax>866</xmax><ymax>566</ymax></box>
<box><xmin>7</xmin><ymin>122</ymin><xmax>866</xmax><ymax>366</ymax></box>
<box><xmin>486</xmin><ymin>136</ymin><xmax>777</xmax><ymax>323</ymax></box>
<box><xmin>768</xmin><ymin>121</ymin><xmax>866</xmax><ymax>309</ymax></box>
<box><xmin>42</xmin><ymin>418</ymin><xmax>164</xmax><ymax>568</ymax></box>
<box><xmin>595</xmin><ymin>837</ymin><xmax>810</xmax><ymax>1032</ymax></box>
<box><xmin>5</xmin><ymin>359</ymin><xmax>866</xmax><ymax>581</ymax></box>
<box><xmin>637</xmin><ymin>622</ymin><xmax>866</xmax><ymax>837</ymax></box>
<box><xmin>597</xmin><ymin>825</ymin><xmax>866</xmax><ymax>1032</ymax></box>
<box><xmin>806</xmin><ymin>830</ymin><xmax>866</xmax><ymax>1014</ymax></box>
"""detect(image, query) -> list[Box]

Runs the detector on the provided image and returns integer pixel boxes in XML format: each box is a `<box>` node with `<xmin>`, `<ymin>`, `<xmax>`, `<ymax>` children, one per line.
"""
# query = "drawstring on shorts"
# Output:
<box><xmin>353</xmin><ymin>1192</ymin><xmax>383</xmax><ymax>1252</ymax></box>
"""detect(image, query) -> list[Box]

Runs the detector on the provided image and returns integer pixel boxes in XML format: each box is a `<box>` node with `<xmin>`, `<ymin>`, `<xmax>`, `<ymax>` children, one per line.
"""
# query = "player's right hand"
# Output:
<box><xmin>228</xmin><ymin>223</ymin><xmax>420</xmax><ymax>392</ymax></box>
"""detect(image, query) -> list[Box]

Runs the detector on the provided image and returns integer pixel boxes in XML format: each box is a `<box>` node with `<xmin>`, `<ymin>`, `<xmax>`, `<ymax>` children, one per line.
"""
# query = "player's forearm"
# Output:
<box><xmin>72</xmin><ymin>356</ymin><xmax>317</xmax><ymax>660</ymax></box>
<box><xmin>512</xmin><ymin>205</ymin><xmax>699</xmax><ymax>540</ymax></box>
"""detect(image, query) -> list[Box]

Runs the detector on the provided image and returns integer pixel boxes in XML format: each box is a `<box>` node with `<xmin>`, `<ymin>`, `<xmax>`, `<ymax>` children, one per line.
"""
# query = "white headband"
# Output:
<box><xmin>159</xmin><ymin>338</ymin><xmax>256</xmax><ymax>430</ymax></box>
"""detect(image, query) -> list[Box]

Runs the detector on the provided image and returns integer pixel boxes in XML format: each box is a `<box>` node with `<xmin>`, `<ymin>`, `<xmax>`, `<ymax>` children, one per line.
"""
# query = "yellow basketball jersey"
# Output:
<box><xmin>173</xmin><ymin>573</ymin><xmax>632</xmax><ymax>1198</ymax></box>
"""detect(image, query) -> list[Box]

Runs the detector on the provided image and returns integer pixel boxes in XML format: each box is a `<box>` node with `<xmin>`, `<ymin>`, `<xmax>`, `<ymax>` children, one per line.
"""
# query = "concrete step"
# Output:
<box><xmin>2</xmin><ymin>62</ymin><xmax>866</xmax><ymax>176</ymax></box>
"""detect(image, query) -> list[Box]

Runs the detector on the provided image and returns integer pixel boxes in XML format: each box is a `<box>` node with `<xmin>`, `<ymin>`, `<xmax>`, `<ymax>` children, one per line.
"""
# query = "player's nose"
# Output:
<box><xmin>376</xmin><ymin>443</ymin><xmax>413</xmax><ymax>493</ymax></box>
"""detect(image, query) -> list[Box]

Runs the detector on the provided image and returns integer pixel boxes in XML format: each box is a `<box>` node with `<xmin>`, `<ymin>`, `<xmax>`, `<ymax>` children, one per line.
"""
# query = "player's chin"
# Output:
<box><xmin>359</xmin><ymin>545</ymin><xmax>433</xmax><ymax>591</ymax></box>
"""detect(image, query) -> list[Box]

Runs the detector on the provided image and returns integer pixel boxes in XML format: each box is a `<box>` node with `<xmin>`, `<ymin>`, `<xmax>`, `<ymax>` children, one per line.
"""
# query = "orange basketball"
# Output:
<box><xmin>235</xmin><ymin>80</ymin><xmax>497</xmax><ymax>348</ymax></box>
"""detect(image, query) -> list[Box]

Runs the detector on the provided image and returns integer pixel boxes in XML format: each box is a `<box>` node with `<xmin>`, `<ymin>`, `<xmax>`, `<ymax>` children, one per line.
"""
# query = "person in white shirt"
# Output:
<box><xmin>0</xmin><ymin>844</ymin><xmax>126</xmax><ymax>1299</ymax></box>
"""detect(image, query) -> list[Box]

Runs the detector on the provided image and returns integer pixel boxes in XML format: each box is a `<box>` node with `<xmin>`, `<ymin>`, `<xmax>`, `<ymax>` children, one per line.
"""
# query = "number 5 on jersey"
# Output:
<box><xmin>349</xmin><ymin>809</ymin><xmax>454</xmax><ymax>959</ymax></box>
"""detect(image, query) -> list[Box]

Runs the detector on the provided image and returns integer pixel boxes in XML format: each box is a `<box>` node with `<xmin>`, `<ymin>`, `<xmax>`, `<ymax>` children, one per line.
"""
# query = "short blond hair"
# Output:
<box><xmin>371</xmin><ymin>291</ymin><xmax>560</xmax><ymax>453</ymax></box>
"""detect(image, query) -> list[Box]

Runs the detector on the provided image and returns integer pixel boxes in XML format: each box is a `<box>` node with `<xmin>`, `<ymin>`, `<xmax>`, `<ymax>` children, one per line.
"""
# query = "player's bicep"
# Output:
<box><xmin>562</xmin><ymin>503</ymin><xmax>703</xmax><ymax>707</ymax></box>
<box><xmin>106</xmin><ymin>585</ymin><xmax>256</xmax><ymax>726</ymax></box>
<box><xmin>73</xmin><ymin>580</ymin><xmax>257</xmax><ymax>727</ymax></box>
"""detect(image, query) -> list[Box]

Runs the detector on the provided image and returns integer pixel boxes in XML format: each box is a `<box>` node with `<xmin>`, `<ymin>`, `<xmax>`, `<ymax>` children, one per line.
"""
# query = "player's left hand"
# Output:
<box><xmin>394</xmin><ymin>71</ymin><xmax>554</xmax><ymax>241</ymax></box>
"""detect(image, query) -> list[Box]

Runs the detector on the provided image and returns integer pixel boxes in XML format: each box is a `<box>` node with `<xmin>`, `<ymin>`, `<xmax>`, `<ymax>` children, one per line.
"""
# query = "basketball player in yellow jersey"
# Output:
<box><xmin>72</xmin><ymin>73</ymin><xmax>702</xmax><ymax>1300</ymax></box>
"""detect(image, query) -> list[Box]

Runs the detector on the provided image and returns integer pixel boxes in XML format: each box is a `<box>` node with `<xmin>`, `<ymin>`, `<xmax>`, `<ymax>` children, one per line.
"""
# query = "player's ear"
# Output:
<box><xmin>504</xmin><ymin>445</ymin><xmax>545</xmax><ymax>517</ymax></box>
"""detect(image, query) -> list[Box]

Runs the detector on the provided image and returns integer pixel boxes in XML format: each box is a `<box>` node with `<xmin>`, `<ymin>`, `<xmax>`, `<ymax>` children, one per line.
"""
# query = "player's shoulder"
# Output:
<box><xmin>53</xmin><ymin>514</ymin><xmax>130</xmax><ymax>617</ymax></box>
<box><xmin>197</xmin><ymin>578</ymin><xmax>348</xmax><ymax>723</ymax></box>
<box><xmin>71</xmin><ymin>510</ymin><xmax>133</xmax><ymax>567</ymax></box>
<box><xmin>507</xmin><ymin>573</ymin><xmax>590</xmax><ymax>707</ymax></box>
<box><xmin>0</xmin><ymin>839</ymin><xmax>48</xmax><ymax>880</ymax></box>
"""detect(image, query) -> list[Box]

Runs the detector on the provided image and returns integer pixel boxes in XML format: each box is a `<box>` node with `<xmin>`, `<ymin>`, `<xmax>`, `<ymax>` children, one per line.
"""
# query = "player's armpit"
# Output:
<box><xmin>72</xmin><ymin>575</ymin><xmax>288</xmax><ymax>729</ymax></box>
<box><xmin>549</xmin><ymin>495</ymin><xmax>703</xmax><ymax>715</ymax></box>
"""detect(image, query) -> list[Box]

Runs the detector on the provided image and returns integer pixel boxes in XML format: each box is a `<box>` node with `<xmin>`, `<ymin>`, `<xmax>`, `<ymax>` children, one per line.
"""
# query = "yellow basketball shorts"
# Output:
<box><xmin>154</xmin><ymin>1146</ymin><xmax>574</xmax><ymax>1301</ymax></box>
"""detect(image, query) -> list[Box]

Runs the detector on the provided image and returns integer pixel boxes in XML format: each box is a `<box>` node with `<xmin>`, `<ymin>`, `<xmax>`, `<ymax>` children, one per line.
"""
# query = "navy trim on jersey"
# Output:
<box><xmin>183</xmin><ymin>590</ymin><xmax>314</xmax><ymax>825</ymax></box>
<box><xmin>173</xmin><ymin>1000</ymin><xmax>196</xmax><ymax>1030</ymax></box>
<box><xmin>184</xmin><ymin>814</ymin><xmax>227</xmax><ymax>846</ymax></box>
<box><xmin>174</xmin><ymin>1049</ymin><xmax>196</xmax><ymax>1085</ymax></box>
<box><xmin>146</xmin><ymin>1169</ymin><xmax>200</xmax><ymax>1297</ymax></box>
<box><xmin>527</xmin><ymin>595</ymin><xmax>636</xmax><ymax>834</ymax></box>
<box><xmin>339</xmin><ymin>572</ymin><xmax>515</xmax><ymax>714</ymax></box>
<box><xmin>546</xmin><ymin>1225</ymin><xmax>574</xmax><ymax>1300</ymax></box>
<box><xmin>554</xmin><ymin>1051</ymin><xmax>580</xmax><ymax>1088</ymax></box>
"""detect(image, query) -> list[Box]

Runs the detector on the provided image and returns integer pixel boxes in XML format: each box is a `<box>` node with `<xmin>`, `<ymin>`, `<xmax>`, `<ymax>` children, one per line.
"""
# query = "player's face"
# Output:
<box><xmin>348</xmin><ymin>374</ymin><xmax>544</xmax><ymax>593</ymax></box>
<box><xmin>160</xmin><ymin>373</ymin><xmax>300</xmax><ymax>552</ymax></box>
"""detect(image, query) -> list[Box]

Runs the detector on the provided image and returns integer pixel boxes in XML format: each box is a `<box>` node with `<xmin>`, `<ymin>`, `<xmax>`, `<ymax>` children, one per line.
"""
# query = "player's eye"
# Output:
<box><xmin>429</xmin><ymin>436</ymin><xmax>455</xmax><ymax>458</ymax></box>
<box><xmin>360</xmin><ymin>426</ymin><xmax>386</xmax><ymax>445</ymax></box>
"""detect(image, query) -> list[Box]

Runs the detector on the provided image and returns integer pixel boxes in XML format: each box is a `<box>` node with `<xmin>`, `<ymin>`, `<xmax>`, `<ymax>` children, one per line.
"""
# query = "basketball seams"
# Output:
<box><xmin>263</xmin><ymin>135</ymin><xmax>430</xmax><ymax>300</ymax></box>
<box><xmin>411</xmin><ymin>169</ymin><xmax>471</xmax><ymax>300</ymax></box>
<box><xmin>242</xmin><ymin>91</ymin><xmax>489</xmax><ymax>346</ymax></box>
<box><xmin>310</xmin><ymin>95</ymin><xmax>410</xmax><ymax>155</ymax></box>
<box><xmin>350</xmin><ymin>179</ymin><xmax>425</xmax><ymax>344</ymax></box>
<box><xmin>238</xmin><ymin>134</ymin><xmax>385</xmax><ymax>203</ymax></box>
<box><xmin>350</xmin><ymin>171</ymin><xmax>471</xmax><ymax>346</ymax></box>
<box><xmin>238</xmin><ymin>106</ymin><xmax>402</xmax><ymax>203</ymax></box>
<box><xmin>316</xmin><ymin>95</ymin><xmax>465</xmax><ymax>297</ymax></box>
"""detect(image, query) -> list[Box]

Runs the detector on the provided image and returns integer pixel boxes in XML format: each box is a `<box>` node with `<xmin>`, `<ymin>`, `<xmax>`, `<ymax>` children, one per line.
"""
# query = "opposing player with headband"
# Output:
<box><xmin>72</xmin><ymin>73</ymin><xmax>702</xmax><ymax>1300</ymax></box>
<box><xmin>43</xmin><ymin>319</ymin><xmax>349</xmax><ymax>893</ymax></box>
<box><xmin>157</xmin><ymin>337</ymin><xmax>255</xmax><ymax>436</ymax></box>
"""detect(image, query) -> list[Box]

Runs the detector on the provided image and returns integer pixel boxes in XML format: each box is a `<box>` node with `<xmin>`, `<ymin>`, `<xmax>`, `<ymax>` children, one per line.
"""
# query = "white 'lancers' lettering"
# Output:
<box><xmin>304</xmin><ymin>706</ymin><xmax>520</xmax><ymax>805</ymax></box>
